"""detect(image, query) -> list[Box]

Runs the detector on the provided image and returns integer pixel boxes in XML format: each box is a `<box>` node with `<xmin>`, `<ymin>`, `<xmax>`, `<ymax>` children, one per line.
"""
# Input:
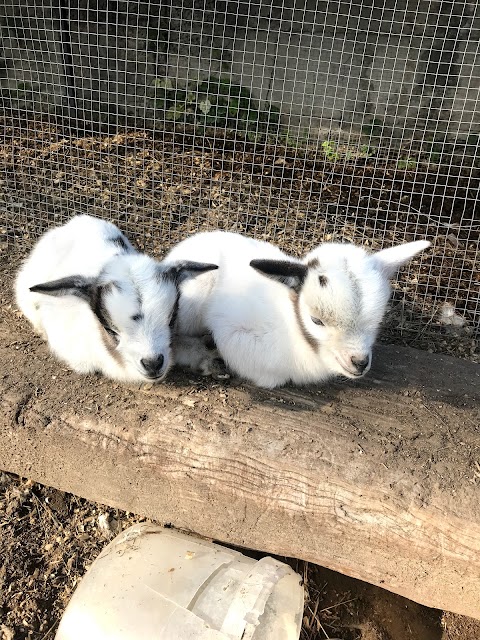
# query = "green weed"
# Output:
<box><xmin>321</xmin><ymin>140</ymin><xmax>339</xmax><ymax>161</ymax></box>
<box><xmin>149</xmin><ymin>75</ymin><xmax>280</xmax><ymax>137</ymax></box>
<box><xmin>396</xmin><ymin>157</ymin><xmax>417</xmax><ymax>170</ymax></box>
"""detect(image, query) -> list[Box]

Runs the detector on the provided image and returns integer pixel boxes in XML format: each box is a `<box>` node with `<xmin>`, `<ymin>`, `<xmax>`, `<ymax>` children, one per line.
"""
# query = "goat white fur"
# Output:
<box><xmin>15</xmin><ymin>215</ymin><xmax>218</xmax><ymax>383</ymax></box>
<box><xmin>165</xmin><ymin>231</ymin><xmax>430</xmax><ymax>388</ymax></box>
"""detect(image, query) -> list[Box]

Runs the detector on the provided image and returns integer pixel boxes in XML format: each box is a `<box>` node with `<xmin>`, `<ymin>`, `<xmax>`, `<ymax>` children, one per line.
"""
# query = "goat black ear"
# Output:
<box><xmin>250</xmin><ymin>259</ymin><xmax>308</xmax><ymax>293</ymax></box>
<box><xmin>162</xmin><ymin>261</ymin><xmax>219</xmax><ymax>285</ymax></box>
<box><xmin>30</xmin><ymin>276</ymin><xmax>95</xmax><ymax>302</ymax></box>
<box><xmin>108</xmin><ymin>233</ymin><xmax>132</xmax><ymax>253</ymax></box>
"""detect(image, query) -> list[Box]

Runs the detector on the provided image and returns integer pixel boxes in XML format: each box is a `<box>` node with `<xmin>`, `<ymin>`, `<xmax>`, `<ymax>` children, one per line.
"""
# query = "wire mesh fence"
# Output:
<box><xmin>0</xmin><ymin>0</ymin><xmax>478</xmax><ymax>358</ymax></box>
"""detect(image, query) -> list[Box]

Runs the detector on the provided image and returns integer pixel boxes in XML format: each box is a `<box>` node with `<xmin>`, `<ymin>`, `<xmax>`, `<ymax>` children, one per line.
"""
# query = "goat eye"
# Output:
<box><xmin>131</xmin><ymin>313</ymin><xmax>143</xmax><ymax>322</ymax></box>
<box><xmin>311</xmin><ymin>316</ymin><xmax>324</xmax><ymax>327</ymax></box>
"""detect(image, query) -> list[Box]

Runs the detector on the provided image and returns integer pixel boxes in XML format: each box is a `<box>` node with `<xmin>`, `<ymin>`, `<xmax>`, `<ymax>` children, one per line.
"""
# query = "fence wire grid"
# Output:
<box><xmin>0</xmin><ymin>0</ymin><xmax>478</xmax><ymax>359</ymax></box>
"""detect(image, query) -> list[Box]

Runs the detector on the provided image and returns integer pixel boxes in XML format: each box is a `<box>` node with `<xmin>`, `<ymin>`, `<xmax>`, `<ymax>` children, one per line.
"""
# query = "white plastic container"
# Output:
<box><xmin>56</xmin><ymin>523</ymin><xmax>304</xmax><ymax>640</ymax></box>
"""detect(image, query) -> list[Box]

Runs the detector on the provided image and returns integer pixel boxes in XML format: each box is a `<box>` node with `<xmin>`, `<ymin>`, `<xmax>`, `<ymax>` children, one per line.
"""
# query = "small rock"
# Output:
<box><xmin>446</xmin><ymin>233</ymin><xmax>462</xmax><ymax>248</ymax></box>
<box><xmin>97</xmin><ymin>513</ymin><xmax>112</xmax><ymax>536</ymax></box>
<box><xmin>45</xmin><ymin>488</ymin><xmax>67</xmax><ymax>515</ymax></box>
<box><xmin>439</xmin><ymin>302</ymin><xmax>466</xmax><ymax>327</ymax></box>
<box><xmin>321</xmin><ymin>403</ymin><xmax>335</xmax><ymax>414</ymax></box>
<box><xmin>1</xmin><ymin>625</ymin><xmax>14</xmax><ymax>640</ymax></box>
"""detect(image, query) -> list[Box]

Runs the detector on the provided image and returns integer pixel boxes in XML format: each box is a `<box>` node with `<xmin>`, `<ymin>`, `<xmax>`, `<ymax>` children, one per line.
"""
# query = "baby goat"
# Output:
<box><xmin>165</xmin><ymin>230</ymin><xmax>430</xmax><ymax>388</ymax></box>
<box><xmin>15</xmin><ymin>215</ymin><xmax>217</xmax><ymax>383</ymax></box>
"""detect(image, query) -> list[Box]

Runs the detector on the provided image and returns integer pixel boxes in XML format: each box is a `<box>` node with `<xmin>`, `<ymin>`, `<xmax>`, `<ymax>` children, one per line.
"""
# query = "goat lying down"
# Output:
<box><xmin>164</xmin><ymin>231</ymin><xmax>430</xmax><ymax>388</ymax></box>
<box><xmin>15</xmin><ymin>215</ymin><xmax>218</xmax><ymax>383</ymax></box>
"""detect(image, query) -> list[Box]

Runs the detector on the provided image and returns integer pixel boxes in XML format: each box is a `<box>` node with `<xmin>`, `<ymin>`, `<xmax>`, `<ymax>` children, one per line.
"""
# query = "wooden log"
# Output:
<box><xmin>1</xmin><ymin>266</ymin><xmax>479</xmax><ymax>618</ymax></box>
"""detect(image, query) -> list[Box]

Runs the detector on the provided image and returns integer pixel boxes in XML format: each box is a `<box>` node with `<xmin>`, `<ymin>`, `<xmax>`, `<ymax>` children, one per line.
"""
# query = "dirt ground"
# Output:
<box><xmin>2</xmin><ymin>471</ymin><xmax>480</xmax><ymax>640</ymax></box>
<box><xmin>0</xmin><ymin>119</ymin><xmax>479</xmax><ymax>639</ymax></box>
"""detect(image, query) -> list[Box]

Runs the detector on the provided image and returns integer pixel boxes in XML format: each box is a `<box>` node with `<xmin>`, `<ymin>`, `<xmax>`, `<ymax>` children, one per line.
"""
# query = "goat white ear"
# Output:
<box><xmin>250</xmin><ymin>259</ymin><xmax>308</xmax><ymax>292</ymax></box>
<box><xmin>30</xmin><ymin>276</ymin><xmax>95</xmax><ymax>301</ymax></box>
<box><xmin>372</xmin><ymin>240</ymin><xmax>430</xmax><ymax>279</ymax></box>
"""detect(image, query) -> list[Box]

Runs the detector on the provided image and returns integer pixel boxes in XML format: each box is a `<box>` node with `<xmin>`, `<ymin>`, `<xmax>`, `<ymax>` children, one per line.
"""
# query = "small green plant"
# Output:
<box><xmin>359</xmin><ymin>144</ymin><xmax>377</xmax><ymax>157</ymax></box>
<box><xmin>396</xmin><ymin>157</ymin><xmax>417</xmax><ymax>170</ymax></box>
<box><xmin>281</xmin><ymin>130</ymin><xmax>301</xmax><ymax>147</ymax></box>
<box><xmin>149</xmin><ymin>75</ymin><xmax>280</xmax><ymax>137</ymax></box>
<box><xmin>321</xmin><ymin>140</ymin><xmax>339</xmax><ymax>161</ymax></box>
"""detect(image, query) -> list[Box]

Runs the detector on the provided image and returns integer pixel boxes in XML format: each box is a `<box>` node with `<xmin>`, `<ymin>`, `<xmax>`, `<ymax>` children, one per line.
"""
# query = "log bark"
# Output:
<box><xmin>1</xmin><ymin>281</ymin><xmax>479</xmax><ymax>618</ymax></box>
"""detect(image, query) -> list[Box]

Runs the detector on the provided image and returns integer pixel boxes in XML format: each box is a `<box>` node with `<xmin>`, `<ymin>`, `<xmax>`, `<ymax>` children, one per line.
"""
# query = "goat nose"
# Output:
<box><xmin>140</xmin><ymin>355</ymin><xmax>165</xmax><ymax>378</ymax></box>
<box><xmin>350</xmin><ymin>354</ymin><xmax>370</xmax><ymax>372</ymax></box>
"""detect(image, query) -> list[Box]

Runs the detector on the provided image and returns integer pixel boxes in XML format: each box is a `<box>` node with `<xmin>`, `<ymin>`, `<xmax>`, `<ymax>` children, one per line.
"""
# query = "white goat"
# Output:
<box><xmin>165</xmin><ymin>230</ymin><xmax>430</xmax><ymax>388</ymax></box>
<box><xmin>15</xmin><ymin>215</ymin><xmax>217</xmax><ymax>383</ymax></box>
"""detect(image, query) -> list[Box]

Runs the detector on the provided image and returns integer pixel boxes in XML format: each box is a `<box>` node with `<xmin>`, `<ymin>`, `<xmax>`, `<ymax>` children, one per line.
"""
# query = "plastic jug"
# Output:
<box><xmin>55</xmin><ymin>523</ymin><xmax>304</xmax><ymax>640</ymax></box>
